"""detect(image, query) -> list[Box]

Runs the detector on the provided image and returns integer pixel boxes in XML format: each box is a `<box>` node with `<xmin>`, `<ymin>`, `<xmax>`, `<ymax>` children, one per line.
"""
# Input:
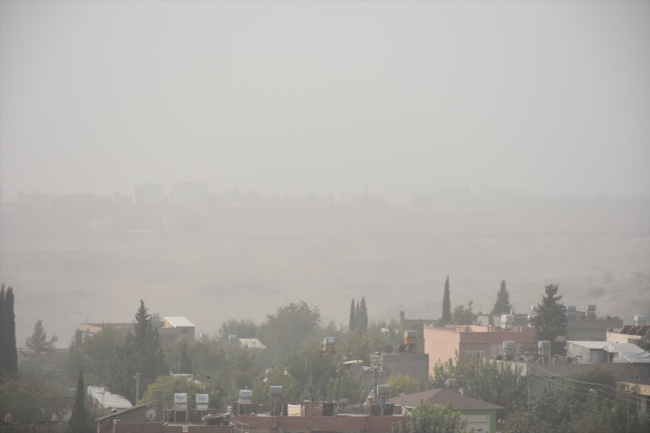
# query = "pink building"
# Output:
<box><xmin>424</xmin><ymin>325</ymin><xmax>536</xmax><ymax>375</ymax></box>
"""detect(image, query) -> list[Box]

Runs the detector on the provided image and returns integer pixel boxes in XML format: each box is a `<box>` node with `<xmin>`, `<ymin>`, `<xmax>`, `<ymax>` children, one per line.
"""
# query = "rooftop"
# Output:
<box><xmin>388</xmin><ymin>388</ymin><xmax>503</xmax><ymax>410</ymax></box>
<box><xmin>238</xmin><ymin>338</ymin><xmax>267</xmax><ymax>349</ymax></box>
<box><xmin>164</xmin><ymin>317</ymin><xmax>195</xmax><ymax>328</ymax></box>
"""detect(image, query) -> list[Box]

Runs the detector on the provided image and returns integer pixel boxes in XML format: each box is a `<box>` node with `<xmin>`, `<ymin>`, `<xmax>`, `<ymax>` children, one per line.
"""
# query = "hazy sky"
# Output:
<box><xmin>1</xmin><ymin>1</ymin><xmax>648</xmax><ymax>199</ymax></box>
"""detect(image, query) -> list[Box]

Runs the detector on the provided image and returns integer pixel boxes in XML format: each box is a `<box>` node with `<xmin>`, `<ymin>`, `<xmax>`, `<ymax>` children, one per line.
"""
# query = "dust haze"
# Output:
<box><xmin>1</xmin><ymin>1</ymin><xmax>648</xmax><ymax>346</ymax></box>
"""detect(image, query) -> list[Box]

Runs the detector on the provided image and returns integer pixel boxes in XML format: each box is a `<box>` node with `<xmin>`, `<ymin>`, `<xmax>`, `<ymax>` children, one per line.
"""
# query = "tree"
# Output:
<box><xmin>178</xmin><ymin>340</ymin><xmax>193</xmax><ymax>374</ymax></box>
<box><xmin>530</xmin><ymin>284</ymin><xmax>568</xmax><ymax>355</ymax></box>
<box><xmin>140</xmin><ymin>375</ymin><xmax>206</xmax><ymax>412</ymax></box>
<box><xmin>349</xmin><ymin>299</ymin><xmax>357</xmax><ymax>332</ymax></box>
<box><xmin>0</xmin><ymin>285</ymin><xmax>18</xmax><ymax>374</ymax></box>
<box><xmin>218</xmin><ymin>319</ymin><xmax>264</xmax><ymax>340</ymax></box>
<box><xmin>441</xmin><ymin>277</ymin><xmax>451</xmax><ymax>324</ymax></box>
<box><xmin>25</xmin><ymin>320</ymin><xmax>58</xmax><ymax>357</ymax></box>
<box><xmin>398</xmin><ymin>401</ymin><xmax>466</xmax><ymax>433</ymax></box>
<box><xmin>264</xmin><ymin>301</ymin><xmax>321</xmax><ymax>355</ymax></box>
<box><xmin>358</xmin><ymin>297</ymin><xmax>368</xmax><ymax>332</ymax></box>
<box><xmin>491</xmin><ymin>280</ymin><xmax>512</xmax><ymax>315</ymax></box>
<box><xmin>387</xmin><ymin>374</ymin><xmax>420</xmax><ymax>397</ymax></box>
<box><xmin>325</xmin><ymin>374</ymin><xmax>367</xmax><ymax>403</ymax></box>
<box><xmin>431</xmin><ymin>355</ymin><xmax>527</xmax><ymax>418</ymax></box>
<box><xmin>69</xmin><ymin>370</ymin><xmax>89</xmax><ymax>433</ymax></box>
<box><xmin>451</xmin><ymin>301</ymin><xmax>477</xmax><ymax>325</ymax></box>
<box><xmin>82</xmin><ymin>325</ymin><xmax>122</xmax><ymax>385</ymax></box>
<box><xmin>109</xmin><ymin>300</ymin><xmax>167</xmax><ymax>404</ymax></box>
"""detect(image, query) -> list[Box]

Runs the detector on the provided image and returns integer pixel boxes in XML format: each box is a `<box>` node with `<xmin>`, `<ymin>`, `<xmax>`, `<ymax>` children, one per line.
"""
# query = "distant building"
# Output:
<box><xmin>423</xmin><ymin>325</ymin><xmax>536</xmax><ymax>375</ymax></box>
<box><xmin>607</xmin><ymin>325</ymin><xmax>650</xmax><ymax>344</ymax></box>
<box><xmin>388</xmin><ymin>388</ymin><xmax>503</xmax><ymax>433</ymax></box>
<box><xmin>160</xmin><ymin>317</ymin><xmax>196</xmax><ymax>347</ymax></box>
<box><xmin>87</xmin><ymin>386</ymin><xmax>132</xmax><ymax>414</ymax></box>
<box><xmin>134</xmin><ymin>184</ymin><xmax>166</xmax><ymax>206</ymax></box>
<box><xmin>77</xmin><ymin>315</ymin><xmax>195</xmax><ymax>348</ymax></box>
<box><xmin>565</xmin><ymin>341</ymin><xmax>650</xmax><ymax>364</ymax></box>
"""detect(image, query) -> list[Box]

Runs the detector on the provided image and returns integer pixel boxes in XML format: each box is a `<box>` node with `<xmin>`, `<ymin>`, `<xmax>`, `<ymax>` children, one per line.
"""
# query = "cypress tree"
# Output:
<box><xmin>109</xmin><ymin>300</ymin><xmax>167</xmax><ymax>404</ymax></box>
<box><xmin>0</xmin><ymin>286</ymin><xmax>18</xmax><ymax>374</ymax></box>
<box><xmin>0</xmin><ymin>284</ymin><xmax>4</xmax><ymax>370</ymax></box>
<box><xmin>355</xmin><ymin>301</ymin><xmax>360</xmax><ymax>329</ymax></box>
<box><xmin>441</xmin><ymin>277</ymin><xmax>451</xmax><ymax>324</ymax></box>
<box><xmin>490</xmin><ymin>280</ymin><xmax>512</xmax><ymax>315</ymax></box>
<box><xmin>349</xmin><ymin>299</ymin><xmax>356</xmax><ymax>332</ymax></box>
<box><xmin>69</xmin><ymin>370</ymin><xmax>88</xmax><ymax>433</ymax></box>
<box><xmin>358</xmin><ymin>297</ymin><xmax>368</xmax><ymax>332</ymax></box>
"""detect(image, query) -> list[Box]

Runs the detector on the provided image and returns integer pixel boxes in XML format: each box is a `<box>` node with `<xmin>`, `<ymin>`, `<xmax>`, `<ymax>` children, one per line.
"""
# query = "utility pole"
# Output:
<box><xmin>134</xmin><ymin>372</ymin><xmax>141</xmax><ymax>404</ymax></box>
<box><xmin>519</xmin><ymin>347</ymin><xmax>533</xmax><ymax>415</ymax></box>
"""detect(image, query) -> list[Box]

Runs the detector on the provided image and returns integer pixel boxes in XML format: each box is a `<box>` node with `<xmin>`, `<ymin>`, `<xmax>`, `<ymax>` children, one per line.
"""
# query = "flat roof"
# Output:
<box><xmin>164</xmin><ymin>317</ymin><xmax>195</xmax><ymax>327</ymax></box>
<box><xmin>567</xmin><ymin>341</ymin><xmax>611</xmax><ymax>349</ymax></box>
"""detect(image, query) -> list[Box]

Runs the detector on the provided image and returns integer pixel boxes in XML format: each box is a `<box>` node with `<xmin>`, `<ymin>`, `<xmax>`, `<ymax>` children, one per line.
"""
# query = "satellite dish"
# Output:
<box><xmin>146</xmin><ymin>409</ymin><xmax>156</xmax><ymax>421</ymax></box>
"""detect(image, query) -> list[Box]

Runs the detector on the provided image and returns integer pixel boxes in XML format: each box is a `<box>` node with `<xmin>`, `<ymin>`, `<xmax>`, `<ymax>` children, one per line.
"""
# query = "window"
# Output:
<box><xmin>476</xmin><ymin>350</ymin><xmax>485</xmax><ymax>359</ymax></box>
<box><xmin>547</xmin><ymin>378</ymin><xmax>556</xmax><ymax>391</ymax></box>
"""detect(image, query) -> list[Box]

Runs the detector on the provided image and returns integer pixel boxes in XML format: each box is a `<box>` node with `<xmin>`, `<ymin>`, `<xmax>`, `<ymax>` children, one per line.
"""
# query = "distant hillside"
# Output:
<box><xmin>1</xmin><ymin>199</ymin><xmax>648</xmax><ymax>346</ymax></box>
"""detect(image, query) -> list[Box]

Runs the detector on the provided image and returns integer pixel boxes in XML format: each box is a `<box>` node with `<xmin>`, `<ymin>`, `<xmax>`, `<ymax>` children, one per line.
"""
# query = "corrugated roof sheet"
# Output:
<box><xmin>388</xmin><ymin>388</ymin><xmax>503</xmax><ymax>410</ymax></box>
<box><xmin>238</xmin><ymin>338</ymin><xmax>267</xmax><ymax>349</ymax></box>
<box><xmin>164</xmin><ymin>317</ymin><xmax>195</xmax><ymax>327</ymax></box>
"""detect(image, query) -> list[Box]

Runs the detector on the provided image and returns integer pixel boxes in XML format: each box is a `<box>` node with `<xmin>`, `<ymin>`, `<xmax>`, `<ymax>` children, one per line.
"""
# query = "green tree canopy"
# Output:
<box><xmin>431</xmin><ymin>356</ymin><xmax>526</xmax><ymax>418</ymax></box>
<box><xmin>451</xmin><ymin>301</ymin><xmax>477</xmax><ymax>325</ymax></box>
<box><xmin>264</xmin><ymin>301</ymin><xmax>321</xmax><ymax>355</ymax></box>
<box><xmin>490</xmin><ymin>280</ymin><xmax>512</xmax><ymax>315</ymax></box>
<box><xmin>398</xmin><ymin>401</ymin><xmax>466</xmax><ymax>433</ymax></box>
<box><xmin>218</xmin><ymin>319</ymin><xmax>264</xmax><ymax>340</ymax></box>
<box><xmin>25</xmin><ymin>320</ymin><xmax>58</xmax><ymax>357</ymax></box>
<box><xmin>387</xmin><ymin>374</ymin><xmax>420</xmax><ymax>397</ymax></box>
<box><xmin>140</xmin><ymin>375</ymin><xmax>206</xmax><ymax>413</ymax></box>
<box><xmin>530</xmin><ymin>284</ymin><xmax>568</xmax><ymax>355</ymax></box>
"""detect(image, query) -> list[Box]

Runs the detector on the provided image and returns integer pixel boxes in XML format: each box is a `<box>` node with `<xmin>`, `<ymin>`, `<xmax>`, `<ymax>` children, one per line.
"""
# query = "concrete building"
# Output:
<box><xmin>96</xmin><ymin>405</ymin><xmax>149</xmax><ymax>433</ymax></box>
<box><xmin>565</xmin><ymin>341</ymin><xmax>650</xmax><ymax>364</ymax></box>
<box><xmin>388</xmin><ymin>389</ymin><xmax>503</xmax><ymax>433</ymax></box>
<box><xmin>160</xmin><ymin>317</ymin><xmax>196</xmax><ymax>347</ymax></box>
<box><xmin>423</xmin><ymin>325</ymin><xmax>536</xmax><ymax>376</ymax></box>
<box><xmin>607</xmin><ymin>325</ymin><xmax>650</xmax><ymax>344</ymax></box>
<box><xmin>233</xmin><ymin>414</ymin><xmax>405</xmax><ymax>433</ymax></box>
<box><xmin>565</xmin><ymin>317</ymin><xmax>624</xmax><ymax>341</ymax></box>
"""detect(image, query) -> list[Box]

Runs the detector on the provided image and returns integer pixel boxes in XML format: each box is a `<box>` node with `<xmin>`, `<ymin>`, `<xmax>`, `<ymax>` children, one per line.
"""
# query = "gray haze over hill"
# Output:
<box><xmin>1</xmin><ymin>191</ymin><xmax>648</xmax><ymax>346</ymax></box>
<box><xmin>1</xmin><ymin>2</ymin><xmax>649</xmax><ymax>345</ymax></box>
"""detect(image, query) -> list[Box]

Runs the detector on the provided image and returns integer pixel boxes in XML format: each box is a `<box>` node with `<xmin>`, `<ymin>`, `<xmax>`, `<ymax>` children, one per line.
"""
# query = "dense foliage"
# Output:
<box><xmin>502</xmin><ymin>366</ymin><xmax>650</xmax><ymax>433</ymax></box>
<box><xmin>394</xmin><ymin>401</ymin><xmax>466</xmax><ymax>433</ymax></box>
<box><xmin>431</xmin><ymin>356</ymin><xmax>527</xmax><ymax>418</ymax></box>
